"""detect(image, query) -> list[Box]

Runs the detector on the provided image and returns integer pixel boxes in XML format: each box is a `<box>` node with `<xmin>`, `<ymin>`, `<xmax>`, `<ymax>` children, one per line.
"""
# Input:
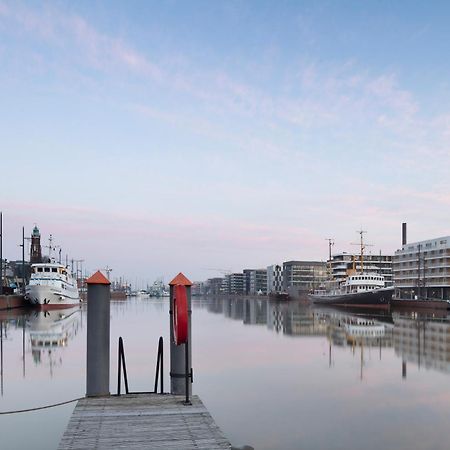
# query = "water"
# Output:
<box><xmin>1</xmin><ymin>297</ymin><xmax>450</xmax><ymax>450</ymax></box>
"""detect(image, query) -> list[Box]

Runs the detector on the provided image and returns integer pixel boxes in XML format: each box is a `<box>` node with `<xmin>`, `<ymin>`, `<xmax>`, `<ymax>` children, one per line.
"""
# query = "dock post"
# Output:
<box><xmin>86</xmin><ymin>271</ymin><xmax>111</xmax><ymax>397</ymax></box>
<box><xmin>169</xmin><ymin>272</ymin><xmax>193</xmax><ymax>397</ymax></box>
<box><xmin>0</xmin><ymin>212</ymin><xmax>3</xmax><ymax>296</ymax></box>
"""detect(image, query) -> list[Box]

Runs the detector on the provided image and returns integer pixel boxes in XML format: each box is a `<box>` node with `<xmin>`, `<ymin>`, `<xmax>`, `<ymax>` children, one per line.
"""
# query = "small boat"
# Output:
<box><xmin>25</xmin><ymin>263</ymin><xmax>81</xmax><ymax>308</ymax></box>
<box><xmin>269</xmin><ymin>291</ymin><xmax>290</xmax><ymax>301</ymax></box>
<box><xmin>136</xmin><ymin>289</ymin><xmax>150</xmax><ymax>299</ymax></box>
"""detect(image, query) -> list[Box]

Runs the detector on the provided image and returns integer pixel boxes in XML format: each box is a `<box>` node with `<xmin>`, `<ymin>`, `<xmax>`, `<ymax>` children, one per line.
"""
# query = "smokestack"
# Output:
<box><xmin>402</xmin><ymin>223</ymin><xmax>407</xmax><ymax>246</ymax></box>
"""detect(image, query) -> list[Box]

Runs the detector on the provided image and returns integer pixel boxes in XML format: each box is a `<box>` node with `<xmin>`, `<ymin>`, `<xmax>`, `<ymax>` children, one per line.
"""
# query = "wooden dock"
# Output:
<box><xmin>58</xmin><ymin>394</ymin><xmax>231</xmax><ymax>450</ymax></box>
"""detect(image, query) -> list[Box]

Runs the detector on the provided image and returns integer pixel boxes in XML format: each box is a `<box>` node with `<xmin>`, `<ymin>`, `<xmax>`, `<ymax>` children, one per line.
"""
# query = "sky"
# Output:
<box><xmin>1</xmin><ymin>0</ymin><xmax>449</xmax><ymax>285</ymax></box>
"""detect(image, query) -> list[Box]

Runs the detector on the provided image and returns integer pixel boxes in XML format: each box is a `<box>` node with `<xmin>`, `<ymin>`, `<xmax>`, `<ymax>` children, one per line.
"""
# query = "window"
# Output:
<box><xmin>52</xmin><ymin>268</ymin><xmax>57</xmax><ymax>273</ymax></box>
<box><xmin>37</xmin><ymin>267</ymin><xmax>43</xmax><ymax>272</ymax></box>
<box><xmin>44</xmin><ymin>268</ymin><xmax>50</xmax><ymax>272</ymax></box>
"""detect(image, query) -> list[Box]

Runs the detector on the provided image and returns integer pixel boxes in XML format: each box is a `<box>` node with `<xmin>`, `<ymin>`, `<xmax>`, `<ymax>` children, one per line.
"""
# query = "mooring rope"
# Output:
<box><xmin>0</xmin><ymin>397</ymin><xmax>84</xmax><ymax>415</ymax></box>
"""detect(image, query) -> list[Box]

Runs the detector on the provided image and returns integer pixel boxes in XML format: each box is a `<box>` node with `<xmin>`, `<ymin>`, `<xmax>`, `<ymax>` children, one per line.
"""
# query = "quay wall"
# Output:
<box><xmin>0</xmin><ymin>294</ymin><xmax>29</xmax><ymax>310</ymax></box>
<box><xmin>391</xmin><ymin>299</ymin><xmax>449</xmax><ymax>310</ymax></box>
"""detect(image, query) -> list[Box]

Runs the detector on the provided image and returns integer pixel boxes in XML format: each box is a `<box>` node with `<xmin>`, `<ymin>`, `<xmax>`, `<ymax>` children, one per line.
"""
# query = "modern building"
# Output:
<box><xmin>191</xmin><ymin>281</ymin><xmax>205</xmax><ymax>296</ymax></box>
<box><xmin>328</xmin><ymin>252</ymin><xmax>393</xmax><ymax>286</ymax></box>
<box><xmin>249</xmin><ymin>269</ymin><xmax>267</xmax><ymax>295</ymax></box>
<box><xmin>267</xmin><ymin>264</ymin><xmax>283</xmax><ymax>293</ymax></box>
<box><xmin>282</xmin><ymin>260</ymin><xmax>327</xmax><ymax>294</ymax></box>
<box><xmin>224</xmin><ymin>273</ymin><xmax>245</xmax><ymax>295</ymax></box>
<box><xmin>393</xmin><ymin>236</ymin><xmax>450</xmax><ymax>300</ymax></box>
<box><xmin>243</xmin><ymin>269</ymin><xmax>253</xmax><ymax>295</ymax></box>
<box><xmin>205</xmin><ymin>277</ymin><xmax>224</xmax><ymax>296</ymax></box>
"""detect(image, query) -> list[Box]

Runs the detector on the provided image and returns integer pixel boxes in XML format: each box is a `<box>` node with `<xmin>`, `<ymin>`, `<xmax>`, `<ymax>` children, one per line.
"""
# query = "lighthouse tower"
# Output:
<box><xmin>30</xmin><ymin>225</ymin><xmax>42</xmax><ymax>263</ymax></box>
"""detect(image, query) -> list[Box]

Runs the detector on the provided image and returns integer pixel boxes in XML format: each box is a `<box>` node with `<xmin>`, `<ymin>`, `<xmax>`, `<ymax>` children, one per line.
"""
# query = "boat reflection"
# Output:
<box><xmin>27</xmin><ymin>307</ymin><xmax>82</xmax><ymax>375</ymax></box>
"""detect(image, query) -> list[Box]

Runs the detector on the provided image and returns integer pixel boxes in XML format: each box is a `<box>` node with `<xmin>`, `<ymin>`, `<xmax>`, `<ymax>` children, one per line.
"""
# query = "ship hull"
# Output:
<box><xmin>309</xmin><ymin>287</ymin><xmax>393</xmax><ymax>307</ymax></box>
<box><xmin>26</xmin><ymin>284</ymin><xmax>80</xmax><ymax>309</ymax></box>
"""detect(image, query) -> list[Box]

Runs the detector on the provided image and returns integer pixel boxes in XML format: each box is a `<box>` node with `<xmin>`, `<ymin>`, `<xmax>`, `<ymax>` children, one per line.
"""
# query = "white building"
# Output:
<box><xmin>267</xmin><ymin>264</ymin><xmax>283</xmax><ymax>293</ymax></box>
<box><xmin>328</xmin><ymin>252</ymin><xmax>393</xmax><ymax>286</ymax></box>
<box><xmin>393</xmin><ymin>236</ymin><xmax>450</xmax><ymax>300</ymax></box>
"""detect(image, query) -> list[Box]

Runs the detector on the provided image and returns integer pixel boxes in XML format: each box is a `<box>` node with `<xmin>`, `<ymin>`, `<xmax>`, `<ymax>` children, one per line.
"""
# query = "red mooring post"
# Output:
<box><xmin>169</xmin><ymin>272</ymin><xmax>193</xmax><ymax>401</ymax></box>
<box><xmin>86</xmin><ymin>270</ymin><xmax>111</xmax><ymax>397</ymax></box>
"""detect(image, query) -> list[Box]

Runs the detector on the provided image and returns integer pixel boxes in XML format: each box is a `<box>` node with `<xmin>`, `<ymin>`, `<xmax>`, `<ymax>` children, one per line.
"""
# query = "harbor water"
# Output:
<box><xmin>1</xmin><ymin>297</ymin><xmax>450</xmax><ymax>449</ymax></box>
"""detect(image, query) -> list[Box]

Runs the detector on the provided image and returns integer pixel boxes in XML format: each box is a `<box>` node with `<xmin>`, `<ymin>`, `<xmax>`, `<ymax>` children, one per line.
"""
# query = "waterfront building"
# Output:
<box><xmin>393</xmin><ymin>236</ymin><xmax>450</xmax><ymax>300</ymax></box>
<box><xmin>328</xmin><ymin>252</ymin><xmax>393</xmax><ymax>286</ymax></box>
<box><xmin>191</xmin><ymin>281</ymin><xmax>205</xmax><ymax>296</ymax></box>
<box><xmin>267</xmin><ymin>264</ymin><xmax>283</xmax><ymax>293</ymax></box>
<box><xmin>224</xmin><ymin>273</ymin><xmax>245</xmax><ymax>295</ymax></box>
<box><xmin>243</xmin><ymin>269</ymin><xmax>253</xmax><ymax>295</ymax></box>
<box><xmin>249</xmin><ymin>269</ymin><xmax>267</xmax><ymax>295</ymax></box>
<box><xmin>282</xmin><ymin>260</ymin><xmax>327</xmax><ymax>294</ymax></box>
<box><xmin>205</xmin><ymin>277</ymin><xmax>224</xmax><ymax>296</ymax></box>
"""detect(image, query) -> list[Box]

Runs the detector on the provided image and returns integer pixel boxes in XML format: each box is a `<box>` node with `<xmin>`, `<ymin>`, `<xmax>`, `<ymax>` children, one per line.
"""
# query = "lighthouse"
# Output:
<box><xmin>30</xmin><ymin>225</ymin><xmax>42</xmax><ymax>263</ymax></box>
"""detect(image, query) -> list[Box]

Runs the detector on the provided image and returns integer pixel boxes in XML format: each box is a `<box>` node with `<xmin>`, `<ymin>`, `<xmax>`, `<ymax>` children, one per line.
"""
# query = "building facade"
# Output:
<box><xmin>224</xmin><ymin>273</ymin><xmax>245</xmax><ymax>295</ymax></box>
<box><xmin>282</xmin><ymin>260</ymin><xmax>327</xmax><ymax>293</ymax></box>
<box><xmin>328</xmin><ymin>252</ymin><xmax>393</xmax><ymax>286</ymax></box>
<box><xmin>205</xmin><ymin>277</ymin><xmax>224</xmax><ymax>296</ymax></box>
<box><xmin>249</xmin><ymin>269</ymin><xmax>267</xmax><ymax>295</ymax></box>
<box><xmin>243</xmin><ymin>269</ymin><xmax>253</xmax><ymax>295</ymax></box>
<box><xmin>267</xmin><ymin>264</ymin><xmax>283</xmax><ymax>293</ymax></box>
<box><xmin>393</xmin><ymin>236</ymin><xmax>450</xmax><ymax>300</ymax></box>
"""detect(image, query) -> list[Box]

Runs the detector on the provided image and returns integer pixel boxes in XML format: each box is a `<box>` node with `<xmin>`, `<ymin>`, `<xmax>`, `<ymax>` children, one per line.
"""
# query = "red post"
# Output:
<box><xmin>169</xmin><ymin>273</ymin><xmax>193</xmax><ymax>400</ymax></box>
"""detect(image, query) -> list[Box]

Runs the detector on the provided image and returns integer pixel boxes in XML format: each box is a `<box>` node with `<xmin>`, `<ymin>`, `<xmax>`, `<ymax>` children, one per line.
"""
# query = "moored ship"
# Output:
<box><xmin>309</xmin><ymin>230</ymin><xmax>393</xmax><ymax>307</ymax></box>
<box><xmin>25</xmin><ymin>263</ymin><xmax>81</xmax><ymax>308</ymax></box>
<box><xmin>310</xmin><ymin>273</ymin><xmax>393</xmax><ymax>306</ymax></box>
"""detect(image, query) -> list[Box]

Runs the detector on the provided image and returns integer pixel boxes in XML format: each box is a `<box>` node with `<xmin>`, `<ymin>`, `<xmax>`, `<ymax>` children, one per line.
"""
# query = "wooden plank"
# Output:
<box><xmin>58</xmin><ymin>394</ymin><xmax>231</xmax><ymax>450</ymax></box>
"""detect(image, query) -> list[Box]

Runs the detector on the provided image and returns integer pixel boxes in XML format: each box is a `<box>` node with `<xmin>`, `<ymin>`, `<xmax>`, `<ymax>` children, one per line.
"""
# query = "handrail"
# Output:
<box><xmin>153</xmin><ymin>336</ymin><xmax>164</xmax><ymax>394</ymax></box>
<box><xmin>117</xmin><ymin>337</ymin><xmax>129</xmax><ymax>395</ymax></box>
<box><xmin>117</xmin><ymin>336</ymin><xmax>164</xmax><ymax>396</ymax></box>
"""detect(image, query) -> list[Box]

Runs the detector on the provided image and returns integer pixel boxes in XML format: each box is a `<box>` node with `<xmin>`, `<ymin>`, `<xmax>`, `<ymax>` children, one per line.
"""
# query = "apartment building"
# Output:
<box><xmin>328</xmin><ymin>252</ymin><xmax>393</xmax><ymax>286</ymax></box>
<box><xmin>282</xmin><ymin>260</ymin><xmax>327</xmax><ymax>293</ymax></box>
<box><xmin>393</xmin><ymin>236</ymin><xmax>450</xmax><ymax>300</ymax></box>
<box><xmin>267</xmin><ymin>264</ymin><xmax>283</xmax><ymax>293</ymax></box>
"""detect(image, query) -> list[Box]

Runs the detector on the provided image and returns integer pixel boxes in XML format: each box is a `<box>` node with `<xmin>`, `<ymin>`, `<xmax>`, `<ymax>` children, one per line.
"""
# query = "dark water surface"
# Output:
<box><xmin>0</xmin><ymin>297</ymin><xmax>450</xmax><ymax>450</ymax></box>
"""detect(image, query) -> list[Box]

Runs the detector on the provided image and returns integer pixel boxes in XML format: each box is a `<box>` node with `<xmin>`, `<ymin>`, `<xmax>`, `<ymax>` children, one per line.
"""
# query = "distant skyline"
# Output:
<box><xmin>1</xmin><ymin>1</ymin><xmax>449</xmax><ymax>283</ymax></box>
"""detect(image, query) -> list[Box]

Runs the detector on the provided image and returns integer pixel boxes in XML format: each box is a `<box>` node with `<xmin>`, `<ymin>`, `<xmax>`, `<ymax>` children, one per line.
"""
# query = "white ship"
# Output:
<box><xmin>25</xmin><ymin>263</ymin><xmax>81</xmax><ymax>308</ymax></box>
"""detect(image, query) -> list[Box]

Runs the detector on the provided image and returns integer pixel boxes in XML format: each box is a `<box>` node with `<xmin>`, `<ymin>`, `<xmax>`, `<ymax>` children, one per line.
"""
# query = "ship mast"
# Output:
<box><xmin>359</xmin><ymin>230</ymin><xmax>365</xmax><ymax>274</ymax></box>
<box><xmin>351</xmin><ymin>230</ymin><xmax>372</xmax><ymax>274</ymax></box>
<box><xmin>325</xmin><ymin>238</ymin><xmax>335</xmax><ymax>279</ymax></box>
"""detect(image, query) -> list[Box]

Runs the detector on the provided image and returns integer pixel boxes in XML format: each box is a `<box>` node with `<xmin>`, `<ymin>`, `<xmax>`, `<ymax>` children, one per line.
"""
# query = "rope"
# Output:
<box><xmin>0</xmin><ymin>397</ymin><xmax>84</xmax><ymax>415</ymax></box>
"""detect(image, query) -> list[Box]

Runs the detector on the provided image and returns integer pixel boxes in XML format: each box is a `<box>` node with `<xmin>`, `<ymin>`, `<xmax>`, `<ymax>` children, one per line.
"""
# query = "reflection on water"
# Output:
<box><xmin>28</xmin><ymin>308</ymin><xmax>82</xmax><ymax>375</ymax></box>
<box><xmin>1</xmin><ymin>298</ymin><xmax>450</xmax><ymax>450</ymax></box>
<box><xmin>199</xmin><ymin>297</ymin><xmax>450</xmax><ymax>379</ymax></box>
<box><xmin>0</xmin><ymin>308</ymin><xmax>83</xmax><ymax>394</ymax></box>
<box><xmin>393</xmin><ymin>311</ymin><xmax>450</xmax><ymax>374</ymax></box>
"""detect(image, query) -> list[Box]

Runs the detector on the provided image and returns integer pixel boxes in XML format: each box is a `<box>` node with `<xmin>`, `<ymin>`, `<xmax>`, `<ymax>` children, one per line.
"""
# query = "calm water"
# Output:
<box><xmin>1</xmin><ymin>297</ymin><xmax>450</xmax><ymax>450</ymax></box>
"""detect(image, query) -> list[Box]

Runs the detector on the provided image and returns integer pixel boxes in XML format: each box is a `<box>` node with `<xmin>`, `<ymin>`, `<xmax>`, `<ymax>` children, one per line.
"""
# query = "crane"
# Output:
<box><xmin>202</xmin><ymin>268</ymin><xmax>232</xmax><ymax>276</ymax></box>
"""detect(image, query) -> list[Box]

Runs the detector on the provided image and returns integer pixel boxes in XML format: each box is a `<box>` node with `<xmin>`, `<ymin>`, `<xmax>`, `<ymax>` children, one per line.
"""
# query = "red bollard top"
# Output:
<box><xmin>169</xmin><ymin>272</ymin><xmax>193</xmax><ymax>287</ymax></box>
<box><xmin>86</xmin><ymin>271</ymin><xmax>111</xmax><ymax>285</ymax></box>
